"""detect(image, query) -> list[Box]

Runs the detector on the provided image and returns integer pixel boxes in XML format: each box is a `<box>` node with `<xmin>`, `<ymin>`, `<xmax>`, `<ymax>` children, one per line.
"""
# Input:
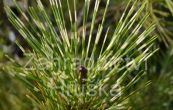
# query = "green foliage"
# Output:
<box><xmin>129</xmin><ymin>47</ymin><xmax>173</xmax><ymax>110</ymax></box>
<box><xmin>145</xmin><ymin>0</ymin><xmax>173</xmax><ymax>47</ymax></box>
<box><xmin>4</xmin><ymin>0</ymin><xmax>157</xmax><ymax>109</ymax></box>
<box><xmin>0</xmin><ymin>69</ymin><xmax>33</xmax><ymax>110</ymax></box>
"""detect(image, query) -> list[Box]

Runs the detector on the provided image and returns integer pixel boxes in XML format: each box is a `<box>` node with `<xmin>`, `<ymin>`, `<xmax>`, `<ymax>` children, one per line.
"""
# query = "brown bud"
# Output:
<box><xmin>79</xmin><ymin>65</ymin><xmax>88</xmax><ymax>84</ymax></box>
